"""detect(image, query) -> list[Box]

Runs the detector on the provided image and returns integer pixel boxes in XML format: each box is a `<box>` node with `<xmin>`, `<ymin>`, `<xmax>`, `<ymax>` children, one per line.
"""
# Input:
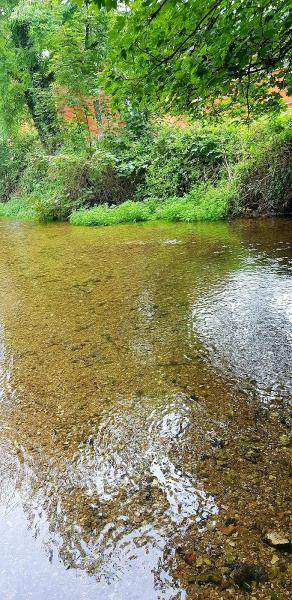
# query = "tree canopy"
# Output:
<box><xmin>101</xmin><ymin>0</ymin><xmax>291</xmax><ymax>117</ymax></box>
<box><xmin>0</xmin><ymin>0</ymin><xmax>291</xmax><ymax>152</ymax></box>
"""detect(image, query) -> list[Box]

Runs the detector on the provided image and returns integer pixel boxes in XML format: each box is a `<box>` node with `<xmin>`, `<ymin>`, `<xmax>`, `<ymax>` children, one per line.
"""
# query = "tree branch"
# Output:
<box><xmin>149</xmin><ymin>0</ymin><xmax>169</xmax><ymax>22</ymax></box>
<box><xmin>158</xmin><ymin>0</ymin><xmax>223</xmax><ymax>65</ymax></box>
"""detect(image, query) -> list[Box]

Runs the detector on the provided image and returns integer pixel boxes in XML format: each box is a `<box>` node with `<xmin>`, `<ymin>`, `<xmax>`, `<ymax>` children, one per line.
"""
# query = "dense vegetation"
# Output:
<box><xmin>0</xmin><ymin>0</ymin><xmax>291</xmax><ymax>226</ymax></box>
<box><xmin>102</xmin><ymin>0</ymin><xmax>292</xmax><ymax>118</ymax></box>
<box><xmin>0</xmin><ymin>114</ymin><xmax>291</xmax><ymax>224</ymax></box>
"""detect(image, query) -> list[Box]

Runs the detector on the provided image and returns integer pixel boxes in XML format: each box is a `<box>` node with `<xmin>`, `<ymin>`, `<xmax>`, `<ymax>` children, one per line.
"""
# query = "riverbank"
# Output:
<box><xmin>0</xmin><ymin>115</ymin><xmax>291</xmax><ymax>226</ymax></box>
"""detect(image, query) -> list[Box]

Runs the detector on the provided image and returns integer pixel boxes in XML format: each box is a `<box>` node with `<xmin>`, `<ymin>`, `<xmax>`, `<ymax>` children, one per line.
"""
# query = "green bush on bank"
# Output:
<box><xmin>0</xmin><ymin>113</ymin><xmax>291</xmax><ymax>225</ymax></box>
<box><xmin>0</xmin><ymin>132</ymin><xmax>40</xmax><ymax>203</ymax></box>
<box><xmin>70</xmin><ymin>114</ymin><xmax>291</xmax><ymax>226</ymax></box>
<box><xmin>70</xmin><ymin>199</ymin><xmax>155</xmax><ymax>226</ymax></box>
<box><xmin>230</xmin><ymin>125</ymin><xmax>292</xmax><ymax>216</ymax></box>
<box><xmin>70</xmin><ymin>179</ymin><xmax>236</xmax><ymax>226</ymax></box>
<box><xmin>0</xmin><ymin>196</ymin><xmax>35</xmax><ymax>220</ymax></box>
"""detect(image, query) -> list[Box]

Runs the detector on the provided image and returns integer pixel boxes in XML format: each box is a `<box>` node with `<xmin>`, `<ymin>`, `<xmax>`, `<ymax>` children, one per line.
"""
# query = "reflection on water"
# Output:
<box><xmin>0</xmin><ymin>218</ymin><xmax>291</xmax><ymax>599</ymax></box>
<box><xmin>192</xmin><ymin>259</ymin><xmax>292</xmax><ymax>401</ymax></box>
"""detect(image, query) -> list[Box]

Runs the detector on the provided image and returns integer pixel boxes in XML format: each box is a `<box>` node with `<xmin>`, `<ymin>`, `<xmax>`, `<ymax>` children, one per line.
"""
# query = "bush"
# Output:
<box><xmin>69</xmin><ymin>180</ymin><xmax>234</xmax><ymax>226</ymax></box>
<box><xmin>70</xmin><ymin>199</ymin><xmax>155</xmax><ymax>226</ymax></box>
<box><xmin>0</xmin><ymin>132</ymin><xmax>40</xmax><ymax>202</ymax></box>
<box><xmin>136</xmin><ymin>125</ymin><xmax>238</xmax><ymax>199</ymax></box>
<box><xmin>70</xmin><ymin>114</ymin><xmax>291</xmax><ymax>227</ymax></box>
<box><xmin>230</xmin><ymin>122</ymin><xmax>292</xmax><ymax>216</ymax></box>
<box><xmin>0</xmin><ymin>196</ymin><xmax>35</xmax><ymax>220</ymax></box>
<box><xmin>20</xmin><ymin>149</ymin><xmax>144</xmax><ymax>221</ymax></box>
<box><xmin>99</xmin><ymin>121</ymin><xmax>239</xmax><ymax>201</ymax></box>
<box><xmin>0</xmin><ymin>113</ymin><xmax>291</xmax><ymax>224</ymax></box>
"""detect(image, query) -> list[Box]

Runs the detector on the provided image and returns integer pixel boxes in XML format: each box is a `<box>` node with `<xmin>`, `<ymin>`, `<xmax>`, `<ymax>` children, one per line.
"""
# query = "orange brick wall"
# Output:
<box><xmin>278</xmin><ymin>88</ymin><xmax>292</xmax><ymax>108</ymax></box>
<box><xmin>62</xmin><ymin>88</ymin><xmax>291</xmax><ymax>136</ymax></box>
<box><xmin>62</xmin><ymin>94</ymin><xmax>123</xmax><ymax>136</ymax></box>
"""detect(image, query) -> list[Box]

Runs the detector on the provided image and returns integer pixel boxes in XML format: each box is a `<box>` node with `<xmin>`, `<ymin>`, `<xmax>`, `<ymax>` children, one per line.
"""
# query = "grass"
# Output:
<box><xmin>69</xmin><ymin>180</ymin><xmax>235</xmax><ymax>226</ymax></box>
<box><xmin>0</xmin><ymin>197</ymin><xmax>35</xmax><ymax>220</ymax></box>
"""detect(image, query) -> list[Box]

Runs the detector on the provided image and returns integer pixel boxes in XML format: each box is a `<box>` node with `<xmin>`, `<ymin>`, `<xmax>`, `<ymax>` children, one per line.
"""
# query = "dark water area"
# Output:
<box><xmin>0</xmin><ymin>218</ymin><xmax>291</xmax><ymax>599</ymax></box>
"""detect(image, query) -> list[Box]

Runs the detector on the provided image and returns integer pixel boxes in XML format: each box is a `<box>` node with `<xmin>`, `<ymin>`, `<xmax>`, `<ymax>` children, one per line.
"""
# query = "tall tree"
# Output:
<box><xmin>0</xmin><ymin>0</ymin><xmax>107</xmax><ymax>149</ymax></box>
<box><xmin>50</xmin><ymin>1</ymin><xmax>107</xmax><ymax>112</ymax></box>
<box><xmin>0</xmin><ymin>0</ymin><xmax>61</xmax><ymax>151</ymax></box>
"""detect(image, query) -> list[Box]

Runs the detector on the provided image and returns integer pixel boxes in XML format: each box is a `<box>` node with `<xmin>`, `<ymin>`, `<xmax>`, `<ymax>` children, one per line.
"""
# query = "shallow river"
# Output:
<box><xmin>0</xmin><ymin>218</ymin><xmax>291</xmax><ymax>600</ymax></box>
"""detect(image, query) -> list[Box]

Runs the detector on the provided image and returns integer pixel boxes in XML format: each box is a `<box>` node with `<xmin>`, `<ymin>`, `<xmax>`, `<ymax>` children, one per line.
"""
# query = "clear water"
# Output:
<box><xmin>0</xmin><ymin>218</ymin><xmax>291</xmax><ymax>599</ymax></box>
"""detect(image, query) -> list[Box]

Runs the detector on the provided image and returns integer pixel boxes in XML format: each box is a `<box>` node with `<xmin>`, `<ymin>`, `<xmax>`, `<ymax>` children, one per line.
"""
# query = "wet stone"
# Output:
<box><xmin>264</xmin><ymin>531</ymin><xmax>291</xmax><ymax>548</ymax></box>
<box><xmin>279</xmin><ymin>434</ymin><xmax>292</xmax><ymax>447</ymax></box>
<box><xmin>210</xmin><ymin>437</ymin><xmax>225</xmax><ymax>449</ymax></box>
<box><xmin>230</xmin><ymin>562</ymin><xmax>267</xmax><ymax>591</ymax></box>
<box><xmin>196</xmin><ymin>570</ymin><xmax>222</xmax><ymax>586</ymax></box>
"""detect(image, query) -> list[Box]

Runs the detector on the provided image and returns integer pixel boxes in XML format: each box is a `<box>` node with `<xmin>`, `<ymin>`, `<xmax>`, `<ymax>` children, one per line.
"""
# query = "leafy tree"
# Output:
<box><xmin>49</xmin><ymin>1</ymin><xmax>107</xmax><ymax>103</ymax></box>
<box><xmin>0</xmin><ymin>1</ymin><xmax>28</xmax><ymax>136</ymax></box>
<box><xmin>49</xmin><ymin>0</ymin><xmax>108</xmax><ymax>152</ymax></box>
<box><xmin>0</xmin><ymin>0</ymin><xmax>61</xmax><ymax>151</ymax></box>
<box><xmin>0</xmin><ymin>0</ymin><xmax>107</xmax><ymax>150</ymax></box>
<box><xmin>99</xmin><ymin>0</ymin><xmax>291</xmax><ymax>118</ymax></box>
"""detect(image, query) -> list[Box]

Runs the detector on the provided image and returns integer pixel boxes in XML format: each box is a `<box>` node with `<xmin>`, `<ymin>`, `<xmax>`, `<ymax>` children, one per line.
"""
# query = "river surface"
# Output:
<box><xmin>0</xmin><ymin>218</ymin><xmax>291</xmax><ymax>600</ymax></box>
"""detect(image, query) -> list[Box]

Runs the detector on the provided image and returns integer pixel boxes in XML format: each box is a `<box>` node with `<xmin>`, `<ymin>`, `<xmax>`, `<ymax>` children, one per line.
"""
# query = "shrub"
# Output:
<box><xmin>0</xmin><ymin>196</ymin><xmax>35</xmax><ymax>220</ymax></box>
<box><xmin>23</xmin><ymin>149</ymin><xmax>144</xmax><ymax>221</ymax></box>
<box><xmin>137</xmin><ymin>125</ymin><xmax>238</xmax><ymax>199</ymax></box>
<box><xmin>70</xmin><ymin>114</ymin><xmax>291</xmax><ymax>227</ymax></box>
<box><xmin>99</xmin><ymin>122</ymin><xmax>239</xmax><ymax>202</ymax></box>
<box><xmin>70</xmin><ymin>199</ymin><xmax>155</xmax><ymax>226</ymax></box>
<box><xmin>69</xmin><ymin>180</ymin><xmax>234</xmax><ymax>226</ymax></box>
<box><xmin>0</xmin><ymin>132</ymin><xmax>40</xmax><ymax>202</ymax></box>
<box><xmin>0</xmin><ymin>113</ymin><xmax>291</xmax><ymax>224</ymax></box>
<box><xmin>230</xmin><ymin>124</ymin><xmax>292</xmax><ymax>216</ymax></box>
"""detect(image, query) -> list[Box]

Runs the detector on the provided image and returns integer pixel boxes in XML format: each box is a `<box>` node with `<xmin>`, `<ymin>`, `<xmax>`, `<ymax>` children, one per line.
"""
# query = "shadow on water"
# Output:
<box><xmin>0</xmin><ymin>218</ymin><xmax>291</xmax><ymax>599</ymax></box>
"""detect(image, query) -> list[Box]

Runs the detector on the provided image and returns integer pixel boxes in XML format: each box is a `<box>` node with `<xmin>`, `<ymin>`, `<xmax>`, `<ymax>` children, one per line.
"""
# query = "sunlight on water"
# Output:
<box><xmin>192</xmin><ymin>261</ymin><xmax>292</xmax><ymax>401</ymax></box>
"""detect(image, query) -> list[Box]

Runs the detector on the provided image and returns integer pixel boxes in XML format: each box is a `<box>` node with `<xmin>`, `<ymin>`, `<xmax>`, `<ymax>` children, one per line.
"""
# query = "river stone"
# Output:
<box><xmin>279</xmin><ymin>434</ymin><xmax>291</xmax><ymax>447</ymax></box>
<box><xmin>264</xmin><ymin>531</ymin><xmax>290</xmax><ymax>547</ymax></box>
<box><xmin>196</xmin><ymin>570</ymin><xmax>222</xmax><ymax>585</ymax></box>
<box><xmin>231</xmin><ymin>563</ymin><xmax>267</xmax><ymax>591</ymax></box>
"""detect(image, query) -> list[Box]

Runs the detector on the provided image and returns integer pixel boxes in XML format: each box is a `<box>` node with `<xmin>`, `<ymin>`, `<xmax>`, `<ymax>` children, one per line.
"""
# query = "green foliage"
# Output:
<box><xmin>22</xmin><ymin>154</ymin><xmax>93</xmax><ymax>221</ymax></box>
<box><xmin>0</xmin><ymin>131</ymin><xmax>40</xmax><ymax>201</ymax></box>
<box><xmin>69</xmin><ymin>178</ymin><xmax>235</xmax><ymax>226</ymax></box>
<box><xmin>94</xmin><ymin>119</ymin><xmax>240</xmax><ymax>204</ymax></box>
<box><xmin>69</xmin><ymin>114</ymin><xmax>292</xmax><ymax>226</ymax></box>
<box><xmin>0</xmin><ymin>110</ymin><xmax>291</xmax><ymax>225</ymax></box>
<box><xmin>231</xmin><ymin>120</ymin><xmax>292</xmax><ymax>216</ymax></box>
<box><xmin>7</xmin><ymin>146</ymin><xmax>141</xmax><ymax>222</ymax></box>
<box><xmin>9</xmin><ymin>0</ymin><xmax>62</xmax><ymax>151</ymax></box>
<box><xmin>103</xmin><ymin>0</ymin><xmax>291</xmax><ymax>118</ymax></box>
<box><xmin>70</xmin><ymin>198</ymin><xmax>155</xmax><ymax>226</ymax></box>
<box><xmin>50</xmin><ymin>4</ymin><xmax>107</xmax><ymax>101</ymax></box>
<box><xmin>0</xmin><ymin>0</ymin><xmax>108</xmax><ymax>151</ymax></box>
<box><xmin>135</xmin><ymin>124</ymin><xmax>239</xmax><ymax>199</ymax></box>
<box><xmin>0</xmin><ymin>196</ymin><xmax>35</xmax><ymax>220</ymax></box>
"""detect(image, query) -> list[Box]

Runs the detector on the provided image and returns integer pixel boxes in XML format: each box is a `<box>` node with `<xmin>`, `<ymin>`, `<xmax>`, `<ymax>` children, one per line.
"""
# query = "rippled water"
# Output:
<box><xmin>0</xmin><ymin>218</ymin><xmax>291</xmax><ymax>599</ymax></box>
<box><xmin>193</xmin><ymin>256</ymin><xmax>292</xmax><ymax>400</ymax></box>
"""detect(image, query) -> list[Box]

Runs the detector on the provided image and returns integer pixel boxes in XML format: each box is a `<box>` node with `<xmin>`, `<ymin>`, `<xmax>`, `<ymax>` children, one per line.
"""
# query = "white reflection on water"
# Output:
<box><xmin>59</xmin><ymin>394</ymin><xmax>218</xmax><ymax>598</ymax></box>
<box><xmin>192</xmin><ymin>264</ymin><xmax>292</xmax><ymax>400</ymax></box>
